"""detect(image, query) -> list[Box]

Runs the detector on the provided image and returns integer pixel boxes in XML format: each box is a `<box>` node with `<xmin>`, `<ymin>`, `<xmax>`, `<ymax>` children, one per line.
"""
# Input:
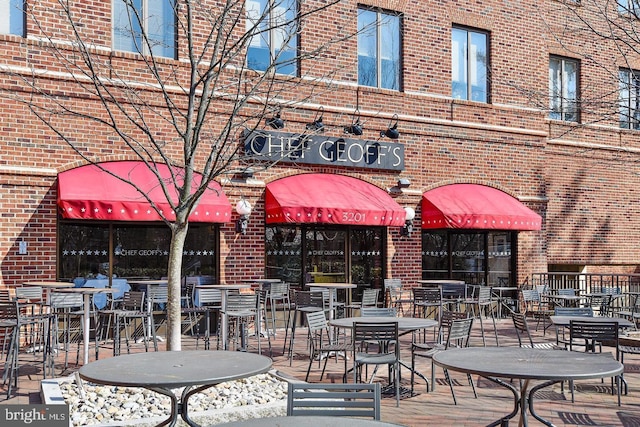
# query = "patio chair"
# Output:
<box><xmin>522</xmin><ymin>289</ymin><xmax>554</xmax><ymax>333</ymax></box>
<box><xmin>267</xmin><ymin>281</ymin><xmax>290</xmax><ymax>335</ymax></box>
<box><xmin>287</xmin><ymin>382</ymin><xmax>381</xmax><ymax>419</ymax></box>
<box><xmin>410</xmin><ymin>311</ymin><xmax>469</xmax><ymax>394</ymax></box>
<box><xmin>98</xmin><ymin>291</ymin><xmax>154</xmax><ymax>356</ymax></box>
<box><xmin>511</xmin><ymin>312</ymin><xmax>558</xmax><ymax>350</ymax></box>
<box><xmin>304</xmin><ymin>310</ymin><xmax>352</xmax><ymax>381</ymax></box>
<box><xmin>184</xmin><ymin>286</ymin><xmax>222</xmax><ymax>349</ymax></box>
<box><xmin>223</xmin><ymin>293</ymin><xmax>260</xmax><ymax>353</ymax></box>
<box><xmin>412</xmin><ymin>287</ymin><xmax>442</xmax><ymax>320</ymax></box>
<box><xmin>384</xmin><ymin>279</ymin><xmax>411</xmax><ymax>316</ymax></box>
<box><xmin>49</xmin><ymin>291</ymin><xmax>84</xmax><ymax>370</ymax></box>
<box><xmin>466</xmin><ymin>286</ymin><xmax>498</xmax><ymax>346</ymax></box>
<box><xmin>352</xmin><ymin>321</ymin><xmax>400</xmax><ymax>407</ymax></box>
<box><xmin>410</xmin><ymin>317</ymin><xmax>476</xmax><ymax>404</ymax></box>
<box><xmin>284</xmin><ymin>289</ymin><xmax>325</xmax><ymax>365</ymax></box>
<box><xmin>554</xmin><ymin>306</ymin><xmax>594</xmax><ymax>348</ymax></box>
<box><xmin>345</xmin><ymin>288</ymin><xmax>379</xmax><ymax>317</ymax></box>
<box><xmin>569</xmin><ymin>320</ymin><xmax>622</xmax><ymax>405</ymax></box>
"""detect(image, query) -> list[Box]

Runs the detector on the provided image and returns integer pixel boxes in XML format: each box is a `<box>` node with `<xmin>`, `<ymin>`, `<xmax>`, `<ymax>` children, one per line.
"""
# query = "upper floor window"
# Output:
<box><xmin>620</xmin><ymin>68</ymin><xmax>640</xmax><ymax>129</ymax></box>
<box><xmin>246</xmin><ymin>0</ymin><xmax>297</xmax><ymax>76</ymax></box>
<box><xmin>0</xmin><ymin>0</ymin><xmax>24</xmax><ymax>37</ymax></box>
<box><xmin>452</xmin><ymin>27</ymin><xmax>488</xmax><ymax>103</ymax></box>
<box><xmin>549</xmin><ymin>56</ymin><xmax>579</xmax><ymax>122</ymax></box>
<box><xmin>358</xmin><ymin>8</ymin><xmax>401</xmax><ymax>91</ymax></box>
<box><xmin>113</xmin><ymin>0</ymin><xmax>176</xmax><ymax>59</ymax></box>
<box><xmin>618</xmin><ymin>0</ymin><xmax>640</xmax><ymax>15</ymax></box>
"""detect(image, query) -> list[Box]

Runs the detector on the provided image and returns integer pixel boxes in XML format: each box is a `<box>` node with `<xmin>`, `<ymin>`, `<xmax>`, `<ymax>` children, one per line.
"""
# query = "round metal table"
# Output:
<box><xmin>216</xmin><ymin>416</ymin><xmax>404</xmax><ymax>426</ymax></box>
<box><xmin>432</xmin><ymin>347</ymin><xmax>623</xmax><ymax>427</ymax></box>
<box><xmin>79</xmin><ymin>350</ymin><xmax>272</xmax><ymax>427</ymax></box>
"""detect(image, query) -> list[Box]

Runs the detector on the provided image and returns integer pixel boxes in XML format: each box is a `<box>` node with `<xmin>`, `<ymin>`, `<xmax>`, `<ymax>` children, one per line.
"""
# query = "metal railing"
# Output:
<box><xmin>531</xmin><ymin>272</ymin><xmax>640</xmax><ymax>308</ymax></box>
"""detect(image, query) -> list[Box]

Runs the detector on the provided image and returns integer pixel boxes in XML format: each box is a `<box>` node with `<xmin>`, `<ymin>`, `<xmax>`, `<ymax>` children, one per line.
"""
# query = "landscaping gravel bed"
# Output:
<box><xmin>59</xmin><ymin>373</ymin><xmax>288</xmax><ymax>426</ymax></box>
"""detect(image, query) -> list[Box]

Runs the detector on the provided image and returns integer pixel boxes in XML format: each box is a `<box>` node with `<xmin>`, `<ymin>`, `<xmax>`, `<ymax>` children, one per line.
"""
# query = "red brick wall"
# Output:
<box><xmin>0</xmin><ymin>1</ymin><xmax>637</xmax><ymax>288</ymax></box>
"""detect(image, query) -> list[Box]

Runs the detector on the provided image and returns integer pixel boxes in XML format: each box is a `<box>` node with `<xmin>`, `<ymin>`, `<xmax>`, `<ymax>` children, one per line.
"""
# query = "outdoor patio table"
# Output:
<box><xmin>216</xmin><ymin>416</ymin><xmax>405</xmax><ymax>426</ymax></box>
<box><xmin>550</xmin><ymin>315</ymin><xmax>634</xmax><ymax>329</ymax></box>
<box><xmin>57</xmin><ymin>287</ymin><xmax>115</xmax><ymax>364</ymax></box>
<box><xmin>79</xmin><ymin>350</ymin><xmax>272</xmax><ymax>427</ymax></box>
<box><xmin>432</xmin><ymin>347</ymin><xmax>622</xmax><ymax>427</ymax></box>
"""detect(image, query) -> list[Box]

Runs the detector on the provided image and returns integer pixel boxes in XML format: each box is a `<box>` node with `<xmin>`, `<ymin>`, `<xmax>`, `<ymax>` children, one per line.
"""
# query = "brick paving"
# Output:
<box><xmin>2</xmin><ymin>316</ymin><xmax>640</xmax><ymax>426</ymax></box>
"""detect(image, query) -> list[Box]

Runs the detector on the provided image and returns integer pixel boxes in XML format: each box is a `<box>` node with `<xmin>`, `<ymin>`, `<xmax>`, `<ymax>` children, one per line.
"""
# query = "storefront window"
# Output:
<box><xmin>265</xmin><ymin>225</ymin><xmax>385</xmax><ymax>299</ymax></box>
<box><xmin>422</xmin><ymin>230</ymin><xmax>514</xmax><ymax>286</ymax></box>
<box><xmin>265</xmin><ymin>226</ymin><xmax>302</xmax><ymax>284</ymax></box>
<box><xmin>305</xmin><ymin>228</ymin><xmax>346</xmax><ymax>284</ymax></box>
<box><xmin>59</xmin><ymin>223</ymin><xmax>218</xmax><ymax>281</ymax></box>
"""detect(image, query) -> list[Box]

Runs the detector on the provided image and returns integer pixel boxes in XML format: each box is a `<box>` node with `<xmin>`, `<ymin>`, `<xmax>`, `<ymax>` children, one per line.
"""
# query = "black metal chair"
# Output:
<box><xmin>304</xmin><ymin>310</ymin><xmax>352</xmax><ymax>382</ymax></box>
<box><xmin>352</xmin><ymin>321</ymin><xmax>400</xmax><ymax>407</ymax></box>
<box><xmin>569</xmin><ymin>320</ymin><xmax>622</xmax><ymax>405</ymax></box>
<box><xmin>411</xmin><ymin>317</ymin><xmax>476</xmax><ymax>404</ymax></box>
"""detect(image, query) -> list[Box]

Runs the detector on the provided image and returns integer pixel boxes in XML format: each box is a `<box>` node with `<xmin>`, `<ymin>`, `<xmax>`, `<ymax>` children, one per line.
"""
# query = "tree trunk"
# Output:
<box><xmin>166</xmin><ymin>223</ymin><xmax>188</xmax><ymax>351</ymax></box>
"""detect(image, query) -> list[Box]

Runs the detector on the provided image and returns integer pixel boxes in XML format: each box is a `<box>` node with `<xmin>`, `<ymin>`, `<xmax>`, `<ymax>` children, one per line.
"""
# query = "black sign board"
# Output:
<box><xmin>244</xmin><ymin>130</ymin><xmax>405</xmax><ymax>171</ymax></box>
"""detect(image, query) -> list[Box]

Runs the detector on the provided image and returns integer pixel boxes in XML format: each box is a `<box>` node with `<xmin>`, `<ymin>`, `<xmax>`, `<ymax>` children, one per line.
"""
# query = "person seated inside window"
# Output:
<box><xmin>87</xmin><ymin>264</ymin><xmax>107</xmax><ymax>280</ymax></box>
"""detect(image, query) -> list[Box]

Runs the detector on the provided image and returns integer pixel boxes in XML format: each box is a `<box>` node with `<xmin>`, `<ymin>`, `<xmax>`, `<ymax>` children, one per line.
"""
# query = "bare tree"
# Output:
<box><xmin>4</xmin><ymin>0</ymin><xmax>353</xmax><ymax>350</ymax></box>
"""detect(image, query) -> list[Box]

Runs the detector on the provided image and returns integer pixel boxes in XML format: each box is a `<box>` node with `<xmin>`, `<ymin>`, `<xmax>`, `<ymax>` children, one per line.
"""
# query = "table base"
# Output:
<box><xmin>486</xmin><ymin>377</ymin><xmax>560</xmax><ymax>427</ymax></box>
<box><xmin>149</xmin><ymin>383</ymin><xmax>216</xmax><ymax>427</ymax></box>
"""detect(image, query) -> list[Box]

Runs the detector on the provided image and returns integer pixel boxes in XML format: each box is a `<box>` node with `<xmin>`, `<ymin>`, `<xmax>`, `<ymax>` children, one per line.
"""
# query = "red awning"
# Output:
<box><xmin>57</xmin><ymin>161</ymin><xmax>232</xmax><ymax>222</ymax></box>
<box><xmin>421</xmin><ymin>184</ymin><xmax>542</xmax><ymax>230</ymax></box>
<box><xmin>265</xmin><ymin>174</ymin><xmax>406</xmax><ymax>226</ymax></box>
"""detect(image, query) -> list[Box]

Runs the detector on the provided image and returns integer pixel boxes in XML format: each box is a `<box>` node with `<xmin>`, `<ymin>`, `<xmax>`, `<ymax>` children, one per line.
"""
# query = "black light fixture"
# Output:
<box><xmin>401</xmin><ymin>206</ymin><xmax>415</xmax><ymax>237</ymax></box>
<box><xmin>397</xmin><ymin>178</ymin><xmax>411</xmax><ymax>188</ymax></box>
<box><xmin>305</xmin><ymin>106</ymin><xmax>325</xmax><ymax>132</ymax></box>
<box><xmin>235</xmin><ymin>199</ymin><xmax>252</xmax><ymax>234</ymax></box>
<box><xmin>344</xmin><ymin>109</ymin><xmax>363</xmax><ymax>136</ymax></box>
<box><xmin>266</xmin><ymin>109</ymin><xmax>285</xmax><ymax>129</ymax></box>
<box><xmin>380</xmin><ymin>113</ymin><xmax>399</xmax><ymax>139</ymax></box>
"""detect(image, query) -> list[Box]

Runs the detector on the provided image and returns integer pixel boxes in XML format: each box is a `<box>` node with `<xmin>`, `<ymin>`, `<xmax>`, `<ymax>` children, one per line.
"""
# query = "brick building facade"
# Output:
<box><xmin>0</xmin><ymin>1</ymin><xmax>638</xmax><ymax>292</ymax></box>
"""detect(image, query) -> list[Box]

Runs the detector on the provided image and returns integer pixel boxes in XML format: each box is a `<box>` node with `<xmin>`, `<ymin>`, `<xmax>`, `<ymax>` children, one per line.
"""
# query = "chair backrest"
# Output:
<box><xmin>569</xmin><ymin>320</ymin><xmax>619</xmax><ymax>357</ymax></box>
<box><xmin>121</xmin><ymin>291</ymin><xmax>146</xmax><ymax>311</ymax></box>
<box><xmin>195</xmin><ymin>288</ymin><xmax>222</xmax><ymax>307</ymax></box>
<box><xmin>557</xmin><ymin>288</ymin><xmax>576</xmax><ymax>296</ymax></box>
<box><xmin>269</xmin><ymin>282</ymin><xmax>289</xmax><ymax>298</ymax></box>
<box><xmin>306</xmin><ymin>310</ymin><xmax>329</xmax><ymax>332</ymax></box>
<box><xmin>226</xmin><ymin>294</ymin><xmax>257</xmax><ymax>314</ymax></box>
<box><xmin>293</xmin><ymin>290</ymin><xmax>324</xmax><ymax>309</ymax></box>
<box><xmin>148</xmin><ymin>285</ymin><xmax>168</xmax><ymax>308</ymax></box>
<box><xmin>535</xmin><ymin>284</ymin><xmax>548</xmax><ymax>295</ymax></box>
<box><xmin>0</xmin><ymin>288</ymin><xmax>12</xmax><ymax>304</ymax></box>
<box><xmin>522</xmin><ymin>289</ymin><xmax>540</xmax><ymax>303</ymax></box>
<box><xmin>445</xmin><ymin>317</ymin><xmax>474</xmax><ymax>349</ymax></box>
<box><xmin>412</xmin><ymin>287</ymin><xmax>442</xmax><ymax>304</ymax></box>
<box><xmin>511</xmin><ymin>312</ymin><xmax>535</xmax><ymax>347</ymax></box>
<box><xmin>384</xmin><ymin>278</ymin><xmax>402</xmax><ymax>290</ymax></box>
<box><xmin>359</xmin><ymin>288</ymin><xmax>379</xmax><ymax>307</ymax></box>
<box><xmin>49</xmin><ymin>292</ymin><xmax>83</xmax><ymax>310</ymax></box>
<box><xmin>15</xmin><ymin>286</ymin><xmax>44</xmax><ymax>303</ymax></box>
<box><xmin>476</xmin><ymin>286</ymin><xmax>492</xmax><ymax>303</ymax></box>
<box><xmin>360</xmin><ymin>307</ymin><xmax>396</xmax><ymax>317</ymax></box>
<box><xmin>287</xmin><ymin>382</ymin><xmax>381</xmax><ymax>419</ymax></box>
<box><xmin>554</xmin><ymin>306</ymin><xmax>593</xmax><ymax>317</ymax></box>
<box><xmin>353</xmin><ymin>321</ymin><xmax>399</xmax><ymax>357</ymax></box>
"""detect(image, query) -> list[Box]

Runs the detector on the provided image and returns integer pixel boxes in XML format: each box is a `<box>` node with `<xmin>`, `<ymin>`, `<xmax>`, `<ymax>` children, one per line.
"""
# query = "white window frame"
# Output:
<box><xmin>357</xmin><ymin>7</ymin><xmax>401</xmax><ymax>91</ymax></box>
<box><xmin>112</xmin><ymin>0</ymin><xmax>176</xmax><ymax>59</ymax></box>
<box><xmin>549</xmin><ymin>56</ymin><xmax>579</xmax><ymax>122</ymax></box>
<box><xmin>451</xmin><ymin>26</ymin><xmax>489</xmax><ymax>103</ymax></box>
<box><xmin>0</xmin><ymin>0</ymin><xmax>24</xmax><ymax>37</ymax></box>
<box><xmin>620</xmin><ymin>68</ymin><xmax>640</xmax><ymax>130</ymax></box>
<box><xmin>619</xmin><ymin>0</ymin><xmax>640</xmax><ymax>15</ymax></box>
<box><xmin>246</xmin><ymin>0</ymin><xmax>298</xmax><ymax>76</ymax></box>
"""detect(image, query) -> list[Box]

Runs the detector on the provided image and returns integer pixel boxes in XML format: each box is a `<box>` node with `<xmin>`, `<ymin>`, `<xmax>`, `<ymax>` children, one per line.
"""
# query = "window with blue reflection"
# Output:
<box><xmin>358</xmin><ymin>8</ymin><xmax>400</xmax><ymax>90</ymax></box>
<box><xmin>246</xmin><ymin>0</ymin><xmax>297</xmax><ymax>76</ymax></box>
<box><xmin>0</xmin><ymin>0</ymin><xmax>25</xmax><ymax>36</ymax></box>
<box><xmin>452</xmin><ymin>27</ymin><xmax>488</xmax><ymax>103</ymax></box>
<box><xmin>113</xmin><ymin>0</ymin><xmax>176</xmax><ymax>59</ymax></box>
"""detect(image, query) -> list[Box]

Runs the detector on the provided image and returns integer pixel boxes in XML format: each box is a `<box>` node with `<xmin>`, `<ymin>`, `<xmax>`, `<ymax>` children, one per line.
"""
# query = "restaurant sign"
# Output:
<box><xmin>244</xmin><ymin>130</ymin><xmax>404</xmax><ymax>171</ymax></box>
